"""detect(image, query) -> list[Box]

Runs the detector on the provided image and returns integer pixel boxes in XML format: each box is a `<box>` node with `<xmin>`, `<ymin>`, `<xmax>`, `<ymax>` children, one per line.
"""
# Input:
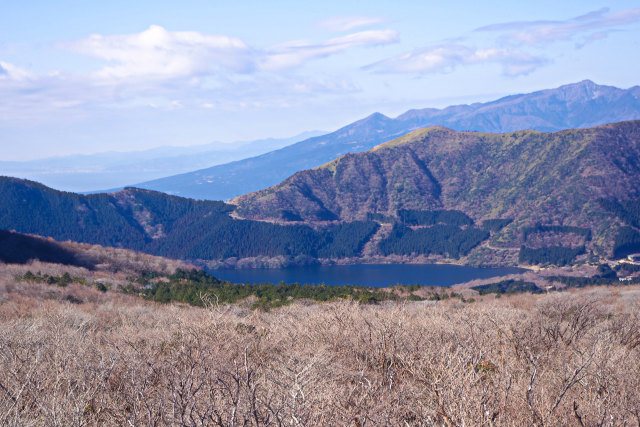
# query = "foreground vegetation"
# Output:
<box><xmin>1</xmin><ymin>261</ymin><xmax>640</xmax><ymax>425</ymax></box>
<box><xmin>135</xmin><ymin>268</ymin><xmax>427</xmax><ymax>309</ymax></box>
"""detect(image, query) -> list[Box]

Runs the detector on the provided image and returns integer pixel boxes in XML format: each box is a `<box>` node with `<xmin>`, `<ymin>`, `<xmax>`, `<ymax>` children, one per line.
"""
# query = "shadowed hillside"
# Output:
<box><xmin>0</xmin><ymin>230</ymin><xmax>93</xmax><ymax>267</ymax></box>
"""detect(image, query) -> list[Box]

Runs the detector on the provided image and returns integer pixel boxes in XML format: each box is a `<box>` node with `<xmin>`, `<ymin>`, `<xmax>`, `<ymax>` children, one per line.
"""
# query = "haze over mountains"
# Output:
<box><xmin>0</xmin><ymin>131</ymin><xmax>324</xmax><ymax>193</ymax></box>
<box><xmin>134</xmin><ymin>80</ymin><xmax>640</xmax><ymax>201</ymax></box>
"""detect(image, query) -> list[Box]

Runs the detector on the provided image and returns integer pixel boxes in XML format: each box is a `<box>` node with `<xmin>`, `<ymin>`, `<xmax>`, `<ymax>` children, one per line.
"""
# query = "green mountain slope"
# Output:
<box><xmin>233</xmin><ymin>121</ymin><xmax>640</xmax><ymax>261</ymax></box>
<box><xmin>3</xmin><ymin>120</ymin><xmax>640</xmax><ymax>267</ymax></box>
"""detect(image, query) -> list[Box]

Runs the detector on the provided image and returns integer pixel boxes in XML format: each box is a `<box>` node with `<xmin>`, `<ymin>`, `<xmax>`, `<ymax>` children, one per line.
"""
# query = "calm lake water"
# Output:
<box><xmin>209</xmin><ymin>264</ymin><xmax>524</xmax><ymax>288</ymax></box>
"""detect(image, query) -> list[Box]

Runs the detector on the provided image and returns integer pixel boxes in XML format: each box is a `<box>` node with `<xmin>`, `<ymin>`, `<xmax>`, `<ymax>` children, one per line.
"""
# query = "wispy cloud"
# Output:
<box><xmin>55</xmin><ymin>25</ymin><xmax>399</xmax><ymax>80</ymax></box>
<box><xmin>261</xmin><ymin>30</ymin><xmax>399</xmax><ymax>70</ymax></box>
<box><xmin>0</xmin><ymin>61</ymin><xmax>34</xmax><ymax>81</ymax></box>
<box><xmin>317</xmin><ymin>16</ymin><xmax>385</xmax><ymax>32</ymax></box>
<box><xmin>476</xmin><ymin>7</ymin><xmax>640</xmax><ymax>45</ymax></box>
<box><xmin>364</xmin><ymin>7</ymin><xmax>639</xmax><ymax>77</ymax></box>
<box><xmin>365</xmin><ymin>44</ymin><xmax>546</xmax><ymax>76</ymax></box>
<box><xmin>1</xmin><ymin>24</ymin><xmax>392</xmax><ymax>121</ymax></box>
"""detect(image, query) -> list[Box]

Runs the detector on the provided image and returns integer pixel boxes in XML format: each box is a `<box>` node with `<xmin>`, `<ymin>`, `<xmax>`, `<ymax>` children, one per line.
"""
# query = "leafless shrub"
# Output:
<box><xmin>1</xmin><ymin>279</ymin><xmax>639</xmax><ymax>425</ymax></box>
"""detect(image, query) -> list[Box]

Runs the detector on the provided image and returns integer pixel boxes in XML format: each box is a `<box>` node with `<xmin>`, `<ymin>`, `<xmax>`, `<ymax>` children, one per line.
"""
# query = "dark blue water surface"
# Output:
<box><xmin>209</xmin><ymin>264</ymin><xmax>524</xmax><ymax>288</ymax></box>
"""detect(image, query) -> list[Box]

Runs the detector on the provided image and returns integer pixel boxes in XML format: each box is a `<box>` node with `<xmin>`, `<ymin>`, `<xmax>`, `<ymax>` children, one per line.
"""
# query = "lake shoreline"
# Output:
<box><xmin>205</xmin><ymin>263</ymin><xmax>526</xmax><ymax>288</ymax></box>
<box><xmin>196</xmin><ymin>253</ymin><xmax>528</xmax><ymax>271</ymax></box>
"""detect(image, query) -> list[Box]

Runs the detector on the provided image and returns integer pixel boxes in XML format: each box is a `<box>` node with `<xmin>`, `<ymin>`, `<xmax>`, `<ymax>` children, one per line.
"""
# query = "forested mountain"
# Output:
<box><xmin>134</xmin><ymin>80</ymin><xmax>640</xmax><ymax>200</ymax></box>
<box><xmin>0</xmin><ymin>177</ymin><xmax>378</xmax><ymax>263</ymax></box>
<box><xmin>234</xmin><ymin>121</ymin><xmax>640</xmax><ymax>262</ymax></box>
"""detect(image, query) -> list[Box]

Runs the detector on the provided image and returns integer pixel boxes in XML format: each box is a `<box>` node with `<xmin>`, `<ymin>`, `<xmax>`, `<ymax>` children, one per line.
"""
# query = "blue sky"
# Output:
<box><xmin>1</xmin><ymin>0</ymin><xmax>639</xmax><ymax>160</ymax></box>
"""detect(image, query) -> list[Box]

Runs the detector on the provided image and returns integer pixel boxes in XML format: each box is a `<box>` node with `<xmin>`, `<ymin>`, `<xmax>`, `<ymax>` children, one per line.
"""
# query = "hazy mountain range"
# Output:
<box><xmin>0</xmin><ymin>131</ymin><xmax>325</xmax><ymax>193</ymax></box>
<box><xmin>134</xmin><ymin>80</ymin><xmax>640</xmax><ymax>201</ymax></box>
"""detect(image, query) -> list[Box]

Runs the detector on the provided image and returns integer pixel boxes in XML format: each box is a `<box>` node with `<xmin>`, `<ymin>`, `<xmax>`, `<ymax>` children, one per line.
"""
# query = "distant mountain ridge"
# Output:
<box><xmin>135</xmin><ymin>80</ymin><xmax>640</xmax><ymax>200</ymax></box>
<box><xmin>396</xmin><ymin>80</ymin><xmax>640</xmax><ymax>132</ymax></box>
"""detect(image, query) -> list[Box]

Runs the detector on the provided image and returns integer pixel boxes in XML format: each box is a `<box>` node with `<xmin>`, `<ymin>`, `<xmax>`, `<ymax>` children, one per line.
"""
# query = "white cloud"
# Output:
<box><xmin>261</xmin><ymin>29</ymin><xmax>399</xmax><ymax>70</ymax></box>
<box><xmin>318</xmin><ymin>16</ymin><xmax>385</xmax><ymax>32</ymax></box>
<box><xmin>365</xmin><ymin>44</ymin><xmax>546</xmax><ymax>76</ymax></box>
<box><xmin>61</xmin><ymin>25</ymin><xmax>253</xmax><ymax>81</ymax></box>
<box><xmin>477</xmin><ymin>7</ymin><xmax>640</xmax><ymax>45</ymax></box>
<box><xmin>56</xmin><ymin>25</ymin><xmax>399</xmax><ymax>80</ymax></box>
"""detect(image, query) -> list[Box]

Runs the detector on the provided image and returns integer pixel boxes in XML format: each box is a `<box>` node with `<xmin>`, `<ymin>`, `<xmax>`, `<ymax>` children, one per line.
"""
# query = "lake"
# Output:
<box><xmin>209</xmin><ymin>264</ymin><xmax>524</xmax><ymax>288</ymax></box>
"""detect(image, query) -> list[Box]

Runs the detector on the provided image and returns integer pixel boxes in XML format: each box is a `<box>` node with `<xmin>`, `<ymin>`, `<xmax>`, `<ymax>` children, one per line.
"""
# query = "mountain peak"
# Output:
<box><xmin>367</xmin><ymin>111</ymin><xmax>389</xmax><ymax>119</ymax></box>
<box><xmin>361</xmin><ymin>112</ymin><xmax>391</xmax><ymax>123</ymax></box>
<box><xmin>572</xmin><ymin>79</ymin><xmax>597</xmax><ymax>88</ymax></box>
<box><xmin>395</xmin><ymin>107</ymin><xmax>441</xmax><ymax>121</ymax></box>
<box><xmin>551</xmin><ymin>79</ymin><xmax>615</xmax><ymax>100</ymax></box>
<box><xmin>371</xmin><ymin>126</ymin><xmax>454</xmax><ymax>152</ymax></box>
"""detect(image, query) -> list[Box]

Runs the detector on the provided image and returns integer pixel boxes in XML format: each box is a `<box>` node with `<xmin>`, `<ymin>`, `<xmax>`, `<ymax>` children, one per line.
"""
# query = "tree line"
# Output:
<box><xmin>378</xmin><ymin>223</ymin><xmax>489</xmax><ymax>258</ymax></box>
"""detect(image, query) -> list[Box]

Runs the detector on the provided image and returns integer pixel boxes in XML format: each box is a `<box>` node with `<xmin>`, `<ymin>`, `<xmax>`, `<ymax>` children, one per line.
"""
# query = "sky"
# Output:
<box><xmin>1</xmin><ymin>0</ymin><xmax>639</xmax><ymax>160</ymax></box>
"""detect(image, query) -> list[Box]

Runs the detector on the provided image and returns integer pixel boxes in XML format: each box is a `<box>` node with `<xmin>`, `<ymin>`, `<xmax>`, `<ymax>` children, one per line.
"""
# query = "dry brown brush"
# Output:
<box><xmin>1</xmin><ymin>282</ymin><xmax>640</xmax><ymax>426</ymax></box>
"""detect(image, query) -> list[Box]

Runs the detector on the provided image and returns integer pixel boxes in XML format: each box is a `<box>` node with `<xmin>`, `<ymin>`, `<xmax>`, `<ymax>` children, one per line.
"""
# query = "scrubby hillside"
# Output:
<box><xmin>1</xmin><ymin>227</ymin><xmax>639</xmax><ymax>424</ymax></box>
<box><xmin>1</xmin><ymin>275</ymin><xmax>639</xmax><ymax>425</ymax></box>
